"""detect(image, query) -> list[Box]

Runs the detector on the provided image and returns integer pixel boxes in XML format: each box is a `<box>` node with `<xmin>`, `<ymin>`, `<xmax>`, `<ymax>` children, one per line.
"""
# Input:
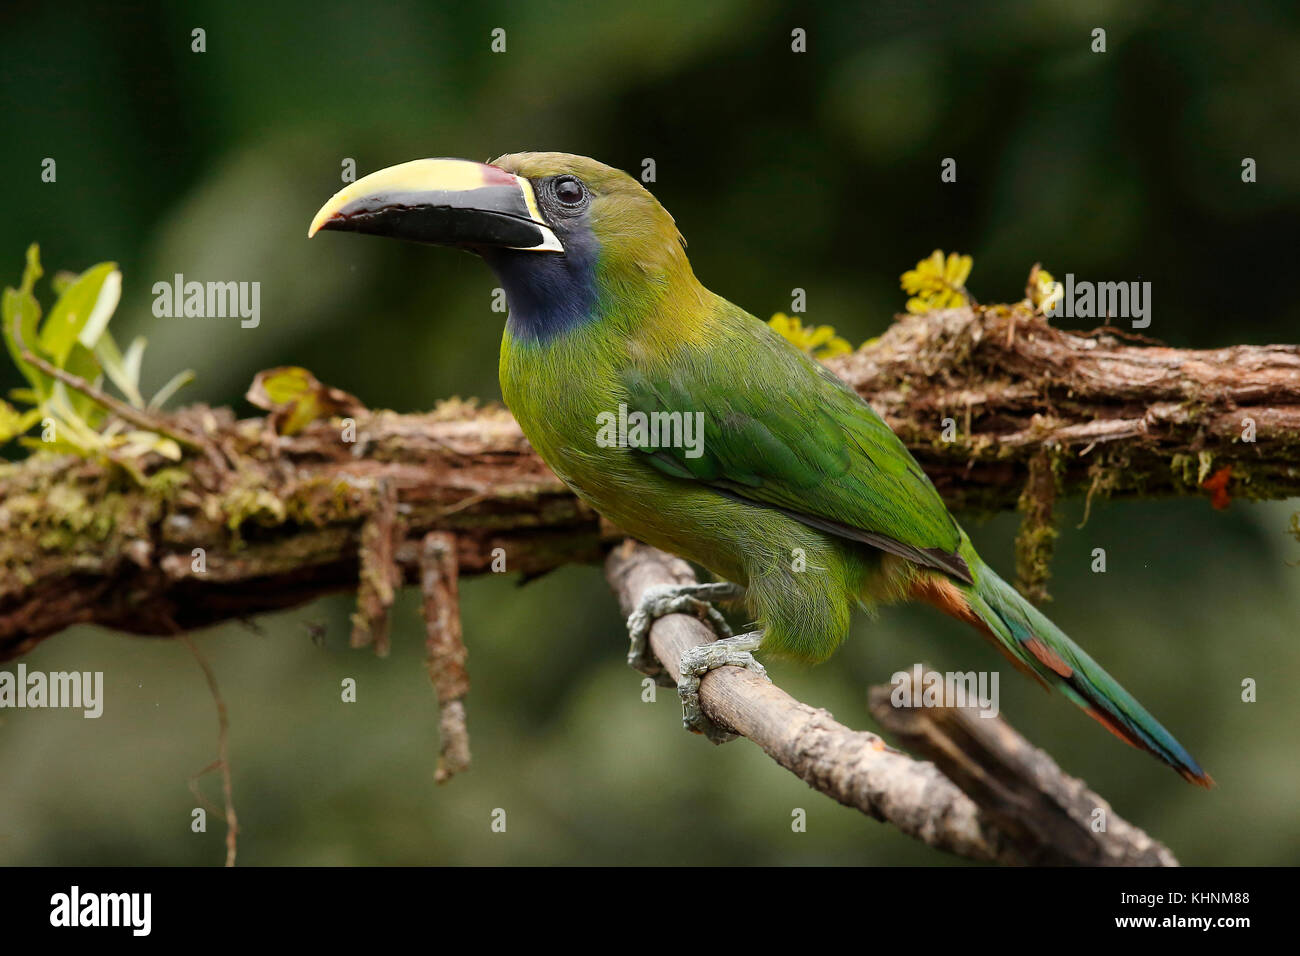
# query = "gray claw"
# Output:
<box><xmin>678</xmin><ymin>630</ymin><xmax>768</xmax><ymax>744</ymax></box>
<box><xmin>625</xmin><ymin>582</ymin><xmax>742</xmax><ymax>688</ymax></box>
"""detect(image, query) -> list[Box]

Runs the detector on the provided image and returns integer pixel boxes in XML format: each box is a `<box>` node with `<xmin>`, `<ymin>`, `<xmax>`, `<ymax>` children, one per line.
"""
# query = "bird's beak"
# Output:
<box><xmin>308</xmin><ymin>158</ymin><xmax>563</xmax><ymax>253</ymax></box>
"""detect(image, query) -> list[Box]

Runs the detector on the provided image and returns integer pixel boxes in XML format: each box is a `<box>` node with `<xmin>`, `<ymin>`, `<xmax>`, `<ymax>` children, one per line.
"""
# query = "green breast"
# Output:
<box><xmin>499</xmin><ymin>323</ymin><xmax>751</xmax><ymax>583</ymax></box>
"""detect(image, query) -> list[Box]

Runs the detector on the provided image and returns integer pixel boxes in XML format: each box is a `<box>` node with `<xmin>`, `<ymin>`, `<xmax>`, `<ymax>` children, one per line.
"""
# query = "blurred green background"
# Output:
<box><xmin>2</xmin><ymin>0</ymin><xmax>1298</xmax><ymax>865</ymax></box>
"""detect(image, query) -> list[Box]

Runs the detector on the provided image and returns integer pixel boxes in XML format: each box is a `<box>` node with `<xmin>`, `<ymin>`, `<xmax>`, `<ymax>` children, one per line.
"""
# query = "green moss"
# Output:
<box><xmin>1014</xmin><ymin>447</ymin><xmax>1064</xmax><ymax>604</ymax></box>
<box><xmin>145</xmin><ymin>467</ymin><xmax>189</xmax><ymax>501</ymax></box>
<box><xmin>282</xmin><ymin>475</ymin><xmax>373</xmax><ymax>527</ymax></box>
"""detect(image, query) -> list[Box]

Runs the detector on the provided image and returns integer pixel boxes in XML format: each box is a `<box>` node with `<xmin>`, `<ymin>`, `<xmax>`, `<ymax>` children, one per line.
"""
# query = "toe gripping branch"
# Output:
<box><xmin>625</xmin><ymin>581</ymin><xmax>739</xmax><ymax>684</ymax></box>
<box><xmin>624</xmin><ymin>580</ymin><xmax>769</xmax><ymax>744</ymax></box>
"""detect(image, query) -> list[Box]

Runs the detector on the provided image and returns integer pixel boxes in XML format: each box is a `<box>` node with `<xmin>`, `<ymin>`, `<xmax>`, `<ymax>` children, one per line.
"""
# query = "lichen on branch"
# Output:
<box><xmin>2</xmin><ymin>251</ymin><xmax>1298</xmax><ymax>657</ymax></box>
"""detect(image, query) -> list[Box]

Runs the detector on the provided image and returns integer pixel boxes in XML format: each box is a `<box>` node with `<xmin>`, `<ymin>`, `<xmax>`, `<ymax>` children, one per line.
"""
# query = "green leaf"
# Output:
<box><xmin>37</xmin><ymin>261</ymin><xmax>118</xmax><ymax>365</ymax></box>
<box><xmin>42</xmin><ymin>387</ymin><xmax>106</xmax><ymax>449</ymax></box>
<box><xmin>122</xmin><ymin>336</ymin><xmax>145</xmax><ymax>390</ymax></box>
<box><xmin>254</xmin><ymin>366</ymin><xmax>316</xmax><ymax>405</ymax></box>
<box><xmin>77</xmin><ymin>268</ymin><xmax>121</xmax><ymax>350</ymax></box>
<box><xmin>0</xmin><ymin>399</ymin><xmax>41</xmax><ymax>444</ymax></box>
<box><xmin>95</xmin><ymin>330</ymin><xmax>146</xmax><ymax>408</ymax></box>
<box><xmin>3</xmin><ymin>245</ymin><xmax>50</xmax><ymax>399</ymax></box>
<box><xmin>148</xmin><ymin>368</ymin><xmax>195</xmax><ymax>410</ymax></box>
<box><xmin>19</xmin><ymin>244</ymin><xmax>42</xmax><ymax>294</ymax></box>
<box><xmin>117</xmin><ymin>430</ymin><xmax>182</xmax><ymax>462</ymax></box>
<box><xmin>62</xmin><ymin>343</ymin><xmax>106</xmax><ymax>424</ymax></box>
<box><xmin>244</xmin><ymin>365</ymin><xmax>366</xmax><ymax>435</ymax></box>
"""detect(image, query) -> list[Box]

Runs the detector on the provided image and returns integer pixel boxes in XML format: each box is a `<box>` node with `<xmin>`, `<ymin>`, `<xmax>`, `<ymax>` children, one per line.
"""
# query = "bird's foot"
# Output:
<box><xmin>678</xmin><ymin>630</ymin><xmax>768</xmax><ymax>744</ymax></box>
<box><xmin>625</xmin><ymin>581</ymin><xmax>743</xmax><ymax>687</ymax></box>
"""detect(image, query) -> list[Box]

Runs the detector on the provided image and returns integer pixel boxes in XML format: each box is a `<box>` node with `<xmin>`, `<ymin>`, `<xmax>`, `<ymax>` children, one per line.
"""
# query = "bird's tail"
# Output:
<box><xmin>912</xmin><ymin>553</ymin><xmax>1213</xmax><ymax>787</ymax></box>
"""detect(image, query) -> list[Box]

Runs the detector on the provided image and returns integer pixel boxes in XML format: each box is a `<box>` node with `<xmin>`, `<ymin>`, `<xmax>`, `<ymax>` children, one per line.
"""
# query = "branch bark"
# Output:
<box><xmin>867</xmin><ymin>669</ymin><xmax>1177</xmax><ymax>865</ymax></box>
<box><xmin>839</xmin><ymin>307</ymin><xmax>1300</xmax><ymax>513</ymax></box>
<box><xmin>420</xmin><ymin>531</ymin><xmax>471</xmax><ymax>783</ymax></box>
<box><xmin>2</xmin><ymin>305</ymin><xmax>1297</xmax><ymax>658</ymax></box>
<box><xmin>606</xmin><ymin>540</ymin><xmax>1176</xmax><ymax>865</ymax></box>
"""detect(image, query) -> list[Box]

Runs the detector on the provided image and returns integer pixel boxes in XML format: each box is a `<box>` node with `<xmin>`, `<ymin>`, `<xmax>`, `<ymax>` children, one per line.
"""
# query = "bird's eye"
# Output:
<box><xmin>553</xmin><ymin>176</ymin><xmax>586</xmax><ymax>206</ymax></box>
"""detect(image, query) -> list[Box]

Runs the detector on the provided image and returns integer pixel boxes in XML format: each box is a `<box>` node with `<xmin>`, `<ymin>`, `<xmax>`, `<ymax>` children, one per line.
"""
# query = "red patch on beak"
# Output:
<box><xmin>481</xmin><ymin>163</ymin><xmax>519</xmax><ymax>186</ymax></box>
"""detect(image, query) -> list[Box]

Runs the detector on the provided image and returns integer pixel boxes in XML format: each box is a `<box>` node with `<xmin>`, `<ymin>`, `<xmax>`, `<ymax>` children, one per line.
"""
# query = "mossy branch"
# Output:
<box><xmin>3</xmin><ymin>304</ymin><xmax>1299</xmax><ymax>659</ymax></box>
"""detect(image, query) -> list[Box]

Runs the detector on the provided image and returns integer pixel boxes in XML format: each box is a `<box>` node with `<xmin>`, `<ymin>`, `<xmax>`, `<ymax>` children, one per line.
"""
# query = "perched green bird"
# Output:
<box><xmin>310</xmin><ymin>152</ymin><xmax>1211</xmax><ymax>786</ymax></box>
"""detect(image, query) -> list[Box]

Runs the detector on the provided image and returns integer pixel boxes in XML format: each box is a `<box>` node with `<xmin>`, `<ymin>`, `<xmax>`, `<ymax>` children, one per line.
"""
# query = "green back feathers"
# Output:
<box><xmin>621</xmin><ymin>301</ymin><xmax>969</xmax><ymax>580</ymax></box>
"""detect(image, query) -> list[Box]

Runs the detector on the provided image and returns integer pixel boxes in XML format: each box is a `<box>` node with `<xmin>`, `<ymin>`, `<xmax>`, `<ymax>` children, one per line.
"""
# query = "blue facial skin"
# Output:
<box><xmin>481</xmin><ymin>212</ymin><xmax>600</xmax><ymax>345</ymax></box>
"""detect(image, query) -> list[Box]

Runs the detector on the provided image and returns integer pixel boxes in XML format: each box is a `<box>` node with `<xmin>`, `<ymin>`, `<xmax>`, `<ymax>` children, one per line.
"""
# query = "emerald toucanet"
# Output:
<box><xmin>309</xmin><ymin>153</ymin><xmax>1211</xmax><ymax>786</ymax></box>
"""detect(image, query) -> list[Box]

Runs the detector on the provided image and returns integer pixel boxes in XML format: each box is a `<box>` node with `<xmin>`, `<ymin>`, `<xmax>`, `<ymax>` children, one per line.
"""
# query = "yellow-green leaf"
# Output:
<box><xmin>116</xmin><ymin>430</ymin><xmax>183</xmax><ymax>462</ymax></box>
<box><xmin>3</xmin><ymin>245</ymin><xmax>50</xmax><ymax>398</ymax></box>
<box><xmin>0</xmin><ymin>399</ymin><xmax>41</xmax><ymax>444</ymax></box>
<box><xmin>245</xmin><ymin>366</ymin><xmax>367</xmax><ymax>436</ymax></box>
<box><xmin>38</xmin><ymin>261</ymin><xmax>118</xmax><ymax>365</ymax></box>
<box><xmin>147</xmin><ymin>368</ymin><xmax>195</xmax><ymax>410</ymax></box>
<box><xmin>95</xmin><ymin>330</ymin><xmax>146</xmax><ymax>408</ymax></box>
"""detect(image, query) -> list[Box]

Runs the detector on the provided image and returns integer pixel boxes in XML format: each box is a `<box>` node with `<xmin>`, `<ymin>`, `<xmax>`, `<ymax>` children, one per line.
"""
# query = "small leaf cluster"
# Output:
<box><xmin>1</xmin><ymin>245</ymin><xmax>193</xmax><ymax>460</ymax></box>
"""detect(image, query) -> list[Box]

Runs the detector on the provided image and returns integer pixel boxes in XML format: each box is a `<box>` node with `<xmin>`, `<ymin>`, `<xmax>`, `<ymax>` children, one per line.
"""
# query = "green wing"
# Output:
<box><xmin>622</xmin><ymin>315</ymin><xmax>970</xmax><ymax>582</ymax></box>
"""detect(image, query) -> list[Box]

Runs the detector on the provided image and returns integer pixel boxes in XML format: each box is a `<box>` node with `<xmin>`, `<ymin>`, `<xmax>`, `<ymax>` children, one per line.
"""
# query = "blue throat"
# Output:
<box><xmin>483</xmin><ymin>230</ymin><xmax>600</xmax><ymax>344</ymax></box>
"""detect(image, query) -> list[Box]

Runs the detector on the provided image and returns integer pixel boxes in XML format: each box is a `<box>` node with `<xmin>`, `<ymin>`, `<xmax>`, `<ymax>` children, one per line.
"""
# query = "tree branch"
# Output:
<box><xmin>837</xmin><ymin>307</ymin><xmax>1300</xmax><ymax>512</ymax></box>
<box><xmin>606</xmin><ymin>540</ymin><xmax>1176</xmax><ymax>865</ymax></box>
<box><xmin>867</xmin><ymin>669</ymin><xmax>1177</xmax><ymax>865</ymax></box>
<box><xmin>2</xmin><ymin>305</ymin><xmax>1297</xmax><ymax>658</ymax></box>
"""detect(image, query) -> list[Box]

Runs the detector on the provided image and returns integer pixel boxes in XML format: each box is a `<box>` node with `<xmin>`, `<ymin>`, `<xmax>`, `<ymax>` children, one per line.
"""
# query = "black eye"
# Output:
<box><xmin>553</xmin><ymin>176</ymin><xmax>586</xmax><ymax>206</ymax></box>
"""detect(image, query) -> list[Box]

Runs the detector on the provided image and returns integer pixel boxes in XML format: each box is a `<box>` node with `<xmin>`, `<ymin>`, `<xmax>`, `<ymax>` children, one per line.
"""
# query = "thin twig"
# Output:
<box><xmin>180</xmin><ymin>635</ymin><xmax>239</xmax><ymax>867</ymax></box>
<box><xmin>14</xmin><ymin>336</ymin><xmax>204</xmax><ymax>452</ymax></box>
<box><xmin>12</xmin><ymin>322</ymin><xmax>234</xmax><ymax>484</ymax></box>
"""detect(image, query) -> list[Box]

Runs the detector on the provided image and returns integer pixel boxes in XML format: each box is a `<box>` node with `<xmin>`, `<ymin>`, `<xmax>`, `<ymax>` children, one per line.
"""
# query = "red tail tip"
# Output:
<box><xmin>1181</xmin><ymin>768</ymin><xmax>1216</xmax><ymax>789</ymax></box>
